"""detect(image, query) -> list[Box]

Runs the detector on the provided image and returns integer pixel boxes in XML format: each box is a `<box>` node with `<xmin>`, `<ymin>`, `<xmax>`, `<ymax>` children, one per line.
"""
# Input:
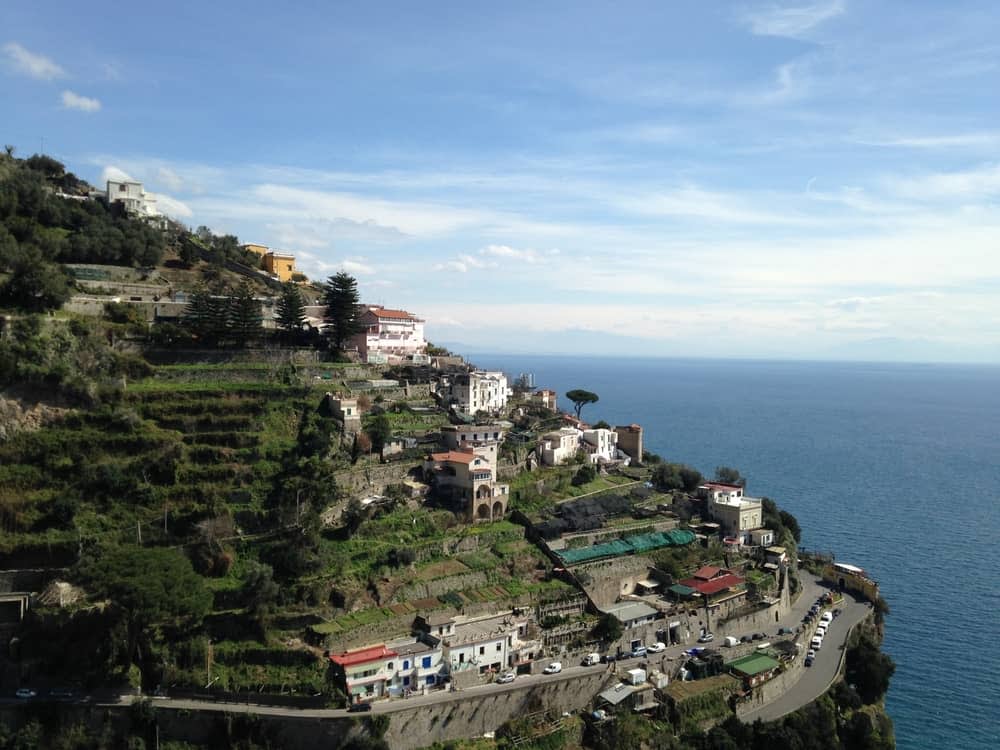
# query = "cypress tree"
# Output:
<box><xmin>229</xmin><ymin>280</ymin><xmax>262</xmax><ymax>342</ymax></box>
<box><xmin>276</xmin><ymin>281</ymin><xmax>307</xmax><ymax>337</ymax></box>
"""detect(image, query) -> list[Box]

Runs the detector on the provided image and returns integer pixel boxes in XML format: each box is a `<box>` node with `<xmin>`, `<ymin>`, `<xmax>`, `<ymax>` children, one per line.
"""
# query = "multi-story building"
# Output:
<box><xmin>386</xmin><ymin>638</ymin><xmax>445</xmax><ymax>693</ymax></box>
<box><xmin>350</xmin><ymin>305</ymin><xmax>426</xmax><ymax>364</ymax></box>
<box><xmin>539</xmin><ymin>427</ymin><xmax>582</xmax><ymax>465</ymax></box>
<box><xmin>328</xmin><ymin>644</ymin><xmax>399</xmax><ymax>701</ymax></box>
<box><xmin>708</xmin><ymin>493</ymin><xmax>763</xmax><ymax>544</ymax></box>
<box><xmin>263</xmin><ymin>251</ymin><xmax>297</xmax><ymax>282</ymax></box>
<box><xmin>441</xmin><ymin>424</ymin><xmax>506</xmax><ymax>450</ymax></box>
<box><xmin>530</xmin><ymin>389</ymin><xmax>558</xmax><ymax>411</ymax></box>
<box><xmin>325</xmin><ymin>394</ymin><xmax>361</xmax><ymax>433</ymax></box>
<box><xmin>581</xmin><ymin>428</ymin><xmax>628</xmax><ymax>464</ymax></box>
<box><xmin>415</xmin><ymin>611</ymin><xmax>532</xmax><ymax>677</ymax></box>
<box><xmin>422</xmin><ymin>447</ymin><xmax>508</xmax><ymax>522</ymax></box>
<box><xmin>105</xmin><ymin>179</ymin><xmax>161</xmax><ymax>223</ymax></box>
<box><xmin>443</xmin><ymin>371</ymin><xmax>511</xmax><ymax>415</ymax></box>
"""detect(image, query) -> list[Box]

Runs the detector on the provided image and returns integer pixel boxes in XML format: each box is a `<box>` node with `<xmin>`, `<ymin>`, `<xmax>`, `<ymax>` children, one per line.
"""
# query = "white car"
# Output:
<box><xmin>646</xmin><ymin>642</ymin><xmax>666</xmax><ymax>653</ymax></box>
<box><xmin>496</xmin><ymin>672</ymin><xmax>516</xmax><ymax>684</ymax></box>
<box><xmin>15</xmin><ymin>688</ymin><xmax>36</xmax><ymax>699</ymax></box>
<box><xmin>806</xmin><ymin>649</ymin><xmax>816</xmax><ymax>660</ymax></box>
<box><xmin>821</xmin><ymin>611</ymin><xmax>833</xmax><ymax>623</ymax></box>
<box><xmin>543</xmin><ymin>662</ymin><xmax>563</xmax><ymax>674</ymax></box>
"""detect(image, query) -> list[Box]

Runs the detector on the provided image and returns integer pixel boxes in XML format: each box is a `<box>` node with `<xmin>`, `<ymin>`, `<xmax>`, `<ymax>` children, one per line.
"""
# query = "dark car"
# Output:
<box><xmin>804</xmin><ymin>656</ymin><xmax>814</xmax><ymax>667</ymax></box>
<box><xmin>348</xmin><ymin>702</ymin><xmax>373</xmax><ymax>713</ymax></box>
<box><xmin>777</xmin><ymin>627</ymin><xmax>793</xmax><ymax>635</ymax></box>
<box><xmin>740</xmin><ymin>635</ymin><xmax>752</xmax><ymax>643</ymax></box>
<box><xmin>751</xmin><ymin>632</ymin><xmax>765</xmax><ymax>641</ymax></box>
<box><xmin>833</xmin><ymin>608</ymin><xmax>842</xmax><ymax>617</ymax></box>
<box><xmin>49</xmin><ymin>688</ymin><xmax>76</xmax><ymax>700</ymax></box>
<box><xmin>602</xmin><ymin>653</ymin><xmax>618</xmax><ymax>664</ymax></box>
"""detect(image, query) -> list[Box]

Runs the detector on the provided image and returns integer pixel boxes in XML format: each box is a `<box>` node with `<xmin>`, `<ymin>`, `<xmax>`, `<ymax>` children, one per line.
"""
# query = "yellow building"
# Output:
<box><xmin>263</xmin><ymin>251</ymin><xmax>296</xmax><ymax>282</ymax></box>
<box><xmin>242</xmin><ymin>243</ymin><xmax>270</xmax><ymax>256</ymax></box>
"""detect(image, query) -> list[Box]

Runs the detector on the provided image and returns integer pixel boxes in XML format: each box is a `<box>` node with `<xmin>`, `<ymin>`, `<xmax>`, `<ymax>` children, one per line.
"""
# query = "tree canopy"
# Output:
<box><xmin>566</xmin><ymin>389</ymin><xmax>599</xmax><ymax>419</ymax></box>
<box><xmin>323</xmin><ymin>272</ymin><xmax>362</xmax><ymax>351</ymax></box>
<box><xmin>276</xmin><ymin>281</ymin><xmax>307</xmax><ymax>335</ymax></box>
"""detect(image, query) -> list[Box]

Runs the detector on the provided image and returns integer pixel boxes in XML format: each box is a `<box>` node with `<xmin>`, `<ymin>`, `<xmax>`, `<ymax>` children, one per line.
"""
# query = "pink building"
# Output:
<box><xmin>351</xmin><ymin>305</ymin><xmax>427</xmax><ymax>363</ymax></box>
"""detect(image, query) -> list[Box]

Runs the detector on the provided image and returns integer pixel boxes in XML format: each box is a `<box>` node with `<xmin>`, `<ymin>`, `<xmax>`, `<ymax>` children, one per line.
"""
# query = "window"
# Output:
<box><xmin>402</xmin><ymin>677</ymin><xmax>410</xmax><ymax>686</ymax></box>
<box><xmin>426</xmin><ymin>675</ymin><xmax>435</xmax><ymax>685</ymax></box>
<box><xmin>403</xmin><ymin>660</ymin><xmax>410</xmax><ymax>670</ymax></box>
<box><xmin>422</xmin><ymin>656</ymin><xmax>432</xmax><ymax>668</ymax></box>
<box><xmin>387</xmin><ymin>662</ymin><xmax>393</xmax><ymax>670</ymax></box>
<box><xmin>496</xmin><ymin>643</ymin><xmax>502</xmax><ymax>652</ymax></box>
<box><xmin>479</xmin><ymin>646</ymin><xmax>485</xmax><ymax>655</ymax></box>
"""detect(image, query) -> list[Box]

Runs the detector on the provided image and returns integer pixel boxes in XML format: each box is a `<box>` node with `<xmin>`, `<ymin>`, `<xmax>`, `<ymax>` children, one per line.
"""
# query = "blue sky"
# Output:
<box><xmin>4</xmin><ymin>1</ymin><xmax>1000</xmax><ymax>361</ymax></box>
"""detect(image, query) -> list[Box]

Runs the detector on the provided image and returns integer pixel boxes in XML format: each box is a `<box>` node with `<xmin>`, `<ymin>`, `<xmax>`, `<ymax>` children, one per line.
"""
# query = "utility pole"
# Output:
<box><xmin>163</xmin><ymin>503</ymin><xmax>168</xmax><ymax>535</ymax></box>
<box><xmin>136</xmin><ymin>519</ymin><xmax>142</xmax><ymax>545</ymax></box>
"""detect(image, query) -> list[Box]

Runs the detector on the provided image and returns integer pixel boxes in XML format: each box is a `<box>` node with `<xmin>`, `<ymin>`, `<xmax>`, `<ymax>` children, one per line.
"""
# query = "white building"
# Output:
<box><xmin>707</xmin><ymin>492</ymin><xmax>764</xmax><ymax>545</ymax></box>
<box><xmin>105</xmin><ymin>179</ymin><xmax>162</xmax><ymax>222</ymax></box>
<box><xmin>444</xmin><ymin>371</ymin><xmax>511</xmax><ymax>415</ymax></box>
<box><xmin>539</xmin><ymin>427</ymin><xmax>582</xmax><ymax>465</ymax></box>
<box><xmin>386</xmin><ymin>638</ymin><xmax>445</xmax><ymax>693</ymax></box>
<box><xmin>350</xmin><ymin>305</ymin><xmax>426</xmax><ymax>363</ymax></box>
<box><xmin>581</xmin><ymin>428</ymin><xmax>628</xmax><ymax>464</ymax></box>
<box><xmin>429</xmin><ymin>611</ymin><xmax>532</xmax><ymax>676</ymax></box>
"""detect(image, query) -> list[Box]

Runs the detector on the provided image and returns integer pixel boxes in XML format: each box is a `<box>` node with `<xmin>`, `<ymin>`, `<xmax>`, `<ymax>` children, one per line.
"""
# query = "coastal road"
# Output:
<box><xmin>738</xmin><ymin>592</ymin><xmax>872</xmax><ymax>724</ymax></box>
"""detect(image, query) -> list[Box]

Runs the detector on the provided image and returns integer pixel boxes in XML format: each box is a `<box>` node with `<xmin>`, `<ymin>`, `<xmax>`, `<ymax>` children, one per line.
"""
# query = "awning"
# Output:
<box><xmin>637</xmin><ymin>579</ymin><xmax>660</xmax><ymax>589</ymax></box>
<box><xmin>668</xmin><ymin>584</ymin><xmax>696</xmax><ymax>597</ymax></box>
<box><xmin>350</xmin><ymin>685</ymin><xmax>369</xmax><ymax>696</ymax></box>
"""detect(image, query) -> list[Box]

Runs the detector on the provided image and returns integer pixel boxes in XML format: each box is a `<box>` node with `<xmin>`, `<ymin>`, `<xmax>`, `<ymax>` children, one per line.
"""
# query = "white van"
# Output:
<box><xmin>582</xmin><ymin>653</ymin><xmax>601</xmax><ymax>666</ymax></box>
<box><xmin>723</xmin><ymin>636</ymin><xmax>739</xmax><ymax>647</ymax></box>
<box><xmin>811</xmin><ymin>636</ymin><xmax>823</xmax><ymax>650</ymax></box>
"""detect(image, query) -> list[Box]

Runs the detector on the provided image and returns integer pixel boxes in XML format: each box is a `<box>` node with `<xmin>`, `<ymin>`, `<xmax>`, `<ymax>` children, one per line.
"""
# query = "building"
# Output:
<box><xmin>263</xmin><ymin>251</ymin><xmax>297</xmax><ymax>282</ymax></box>
<box><xmin>443</xmin><ymin>371</ymin><xmax>511</xmax><ymax>415</ymax></box>
<box><xmin>242</xmin><ymin>243</ymin><xmax>270</xmax><ymax>256</ymax></box>
<box><xmin>614</xmin><ymin>424</ymin><xmax>643</xmax><ymax>463</ymax></box>
<box><xmin>678</xmin><ymin>566</ymin><xmax>747</xmax><ymax>612</ymax></box>
<box><xmin>727</xmin><ymin>653</ymin><xmax>781</xmax><ymax>688</ymax></box>
<box><xmin>531</xmin><ymin>389</ymin><xmax>558</xmax><ymax>411</ymax></box>
<box><xmin>440</xmin><ymin>424</ymin><xmax>506</xmax><ymax>450</ymax></box>
<box><xmin>602</xmin><ymin>601</ymin><xmax>659</xmax><ymax>631</ymax></box>
<box><xmin>351</xmin><ymin>305</ymin><xmax>427</xmax><ymax>364</ymax></box>
<box><xmin>325</xmin><ymin>394</ymin><xmax>362</xmax><ymax>433</ymax></box>
<box><xmin>385</xmin><ymin>638</ymin><xmax>445</xmax><ymax>693</ymax></box>
<box><xmin>700</xmin><ymin>484</ymin><xmax>763</xmax><ymax>544</ymax></box>
<box><xmin>581</xmin><ymin>428</ymin><xmax>628</xmax><ymax>464</ymax></box>
<box><xmin>422</xmin><ymin>447</ymin><xmax>509</xmax><ymax>522</ymax></box>
<box><xmin>328</xmin><ymin>644</ymin><xmax>398</xmax><ymax>701</ymax></box>
<box><xmin>539</xmin><ymin>427</ymin><xmax>582</xmax><ymax>465</ymax></box>
<box><xmin>421</xmin><ymin>611</ymin><xmax>531</xmax><ymax>677</ymax></box>
<box><xmin>823</xmin><ymin>561</ymin><xmax>880</xmax><ymax>602</ymax></box>
<box><xmin>750</xmin><ymin>528</ymin><xmax>776</xmax><ymax>547</ymax></box>
<box><xmin>105</xmin><ymin>179</ymin><xmax>161</xmax><ymax>222</ymax></box>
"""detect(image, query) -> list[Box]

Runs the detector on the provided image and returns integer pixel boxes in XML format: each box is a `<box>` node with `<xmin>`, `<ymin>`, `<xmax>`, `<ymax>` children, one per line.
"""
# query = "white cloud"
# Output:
<box><xmin>481</xmin><ymin>244</ymin><xmax>545</xmax><ymax>263</ymax></box>
<box><xmin>854</xmin><ymin>132</ymin><xmax>1000</xmax><ymax>149</ymax></box>
<box><xmin>149</xmin><ymin>192</ymin><xmax>193</xmax><ymax>219</ymax></box>
<box><xmin>156</xmin><ymin>167</ymin><xmax>183</xmax><ymax>191</ymax></box>
<box><xmin>743</xmin><ymin>1</ymin><xmax>845</xmax><ymax>38</ymax></box>
<box><xmin>889</xmin><ymin>163</ymin><xmax>1000</xmax><ymax>200</ymax></box>
<box><xmin>622</xmin><ymin>185</ymin><xmax>810</xmax><ymax>225</ymax></box>
<box><xmin>61</xmin><ymin>90</ymin><xmax>101</xmax><ymax>112</ymax></box>
<box><xmin>2</xmin><ymin>41</ymin><xmax>65</xmax><ymax>80</ymax></box>
<box><xmin>101</xmin><ymin>165</ymin><xmax>134</xmax><ymax>183</ymax></box>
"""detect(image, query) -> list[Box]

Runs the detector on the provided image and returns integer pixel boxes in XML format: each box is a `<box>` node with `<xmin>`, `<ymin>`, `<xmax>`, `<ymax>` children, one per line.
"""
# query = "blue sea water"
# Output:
<box><xmin>475</xmin><ymin>355</ymin><xmax>1000</xmax><ymax>750</ymax></box>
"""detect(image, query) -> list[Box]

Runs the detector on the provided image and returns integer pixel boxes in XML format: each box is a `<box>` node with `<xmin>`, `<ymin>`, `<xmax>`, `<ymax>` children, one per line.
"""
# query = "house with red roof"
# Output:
<box><xmin>350</xmin><ymin>305</ymin><xmax>427</xmax><ymax>364</ymax></box>
<box><xmin>328</xmin><ymin>644</ymin><xmax>399</xmax><ymax>701</ymax></box>
<box><xmin>678</xmin><ymin>566</ymin><xmax>747</xmax><ymax>613</ymax></box>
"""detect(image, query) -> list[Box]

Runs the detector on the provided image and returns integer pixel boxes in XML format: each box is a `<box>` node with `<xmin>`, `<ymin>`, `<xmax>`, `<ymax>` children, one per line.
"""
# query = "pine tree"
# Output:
<box><xmin>275</xmin><ymin>281</ymin><xmax>306</xmax><ymax>337</ymax></box>
<box><xmin>183</xmin><ymin>287</ymin><xmax>214</xmax><ymax>340</ymax></box>
<box><xmin>229</xmin><ymin>280</ymin><xmax>262</xmax><ymax>342</ymax></box>
<box><xmin>322</xmin><ymin>272</ymin><xmax>361</xmax><ymax>352</ymax></box>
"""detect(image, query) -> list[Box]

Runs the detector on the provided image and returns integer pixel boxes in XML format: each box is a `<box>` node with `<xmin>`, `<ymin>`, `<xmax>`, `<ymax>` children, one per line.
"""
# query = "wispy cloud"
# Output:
<box><xmin>854</xmin><ymin>132</ymin><xmax>1000</xmax><ymax>149</ymax></box>
<box><xmin>742</xmin><ymin>1</ymin><xmax>845</xmax><ymax>39</ymax></box>
<box><xmin>888</xmin><ymin>163</ymin><xmax>1000</xmax><ymax>200</ymax></box>
<box><xmin>61</xmin><ymin>90</ymin><xmax>101</xmax><ymax>112</ymax></box>
<box><xmin>2</xmin><ymin>41</ymin><xmax>65</xmax><ymax>80</ymax></box>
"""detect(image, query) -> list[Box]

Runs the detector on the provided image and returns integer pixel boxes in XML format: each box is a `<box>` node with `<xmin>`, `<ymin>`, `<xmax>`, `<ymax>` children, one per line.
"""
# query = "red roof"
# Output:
<box><xmin>429</xmin><ymin>451</ymin><xmax>477</xmax><ymax>464</ymax></box>
<box><xmin>678</xmin><ymin>573</ymin><xmax>745</xmax><ymax>597</ymax></box>
<box><xmin>700</xmin><ymin>482</ymin><xmax>743</xmax><ymax>492</ymax></box>
<box><xmin>367</xmin><ymin>306</ymin><xmax>421</xmax><ymax>321</ymax></box>
<box><xmin>691</xmin><ymin>565</ymin><xmax>725</xmax><ymax>581</ymax></box>
<box><xmin>329</xmin><ymin>645</ymin><xmax>397</xmax><ymax>667</ymax></box>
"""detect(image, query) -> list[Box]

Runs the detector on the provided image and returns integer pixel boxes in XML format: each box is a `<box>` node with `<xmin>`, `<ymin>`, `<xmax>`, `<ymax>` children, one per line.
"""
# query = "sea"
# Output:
<box><xmin>473</xmin><ymin>354</ymin><xmax>1000</xmax><ymax>750</ymax></box>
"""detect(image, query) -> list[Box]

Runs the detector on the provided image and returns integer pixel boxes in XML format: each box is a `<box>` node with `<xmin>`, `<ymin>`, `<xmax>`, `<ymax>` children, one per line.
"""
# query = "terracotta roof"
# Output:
<box><xmin>700</xmin><ymin>482</ymin><xmax>743</xmax><ymax>491</ymax></box>
<box><xmin>429</xmin><ymin>451</ymin><xmax>477</xmax><ymax>464</ymax></box>
<box><xmin>679</xmin><ymin>573</ymin><xmax>745</xmax><ymax>597</ymax></box>
<box><xmin>329</xmin><ymin>644</ymin><xmax>397</xmax><ymax>667</ymax></box>
<box><xmin>366</xmin><ymin>306</ymin><xmax>422</xmax><ymax>321</ymax></box>
<box><xmin>691</xmin><ymin>565</ymin><xmax>725</xmax><ymax>580</ymax></box>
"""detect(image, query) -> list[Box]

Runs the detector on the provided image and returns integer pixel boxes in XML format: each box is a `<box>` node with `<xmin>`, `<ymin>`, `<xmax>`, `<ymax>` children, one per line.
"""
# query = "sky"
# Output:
<box><xmin>3</xmin><ymin>0</ymin><xmax>1000</xmax><ymax>362</ymax></box>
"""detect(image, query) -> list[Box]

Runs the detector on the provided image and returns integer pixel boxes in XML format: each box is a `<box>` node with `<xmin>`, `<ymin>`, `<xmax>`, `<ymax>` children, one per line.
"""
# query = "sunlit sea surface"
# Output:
<box><xmin>475</xmin><ymin>355</ymin><xmax>1000</xmax><ymax>750</ymax></box>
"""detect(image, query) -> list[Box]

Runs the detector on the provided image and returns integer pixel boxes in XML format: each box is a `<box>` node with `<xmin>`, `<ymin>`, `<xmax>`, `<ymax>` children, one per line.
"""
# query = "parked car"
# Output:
<box><xmin>697</xmin><ymin>633</ymin><xmax>714</xmax><ymax>643</ymax></box>
<box><xmin>821</xmin><ymin>611</ymin><xmax>833</xmax><ymax>623</ymax></box>
<box><xmin>496</xmin><ymin>672</ymin><xmax>516</xmax><ymax>684</ymax></box>
<box><xmin>347</xmin><ymin>701</ymin><xmax>372</xmax><ymax>712</ymax></box>
<box><xmin>601</xmin><ymin>653</ymin><xmax>618</xmax><ymax>664</ymax></box>
<box><xmin>15</xmin><ymin>688</ymin><xmax>36</xmax><ymax>699</ymax></box>
<box><xmin>49</xmin><ymin>688</ymin><xmax>76</xmax><ymax>700</ymax></box>
<box><xmin>751</xmin><ymin>632</ymin><xmax>765</xmax><ymax>641</ymax></box>
<box><xmin>833</xmin><ymin>608</ymin><xmax>842</xmax><ymax>617</ymax></box>
<box><xmin>543</xmin><ymin>662</ymin><xmax>563</xmax><ymax>675</ymax></box>
<box><xmin>806</xmin><ymin>649</ymin><xmax>816</xmax><ymax>660</ymax></box>
<box><xmin>777</xmin><ymin>627</ymin><xmax>793</xmax><ymax>635</ymax></box>
<box><xmin>646</xmin><ymin>642</ymin><xmax>666</xmax><ymax>653</ymax></box>
<box><xmin>811</xmin><ymin>636</ymin><xmax>823</xmax><ymax>650</ymax></box>
<box><xmin>740</xmin><ymin>635</ymin><xmax>752</xmax><ymax>643</ymax></box>
<box><xmin>631</xmin><ymin>645</ymin><xmax>648</xmax><ymax>657</ymax></box>
<box><xmin>582</xmin><ymin>653</ymin><xmax>601</xmax><ymax>666</ymax></box>
<box><xmin>804</xmin><ymin>656</ymin><xmax>814</xmax><ymax>667</ymax></box>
